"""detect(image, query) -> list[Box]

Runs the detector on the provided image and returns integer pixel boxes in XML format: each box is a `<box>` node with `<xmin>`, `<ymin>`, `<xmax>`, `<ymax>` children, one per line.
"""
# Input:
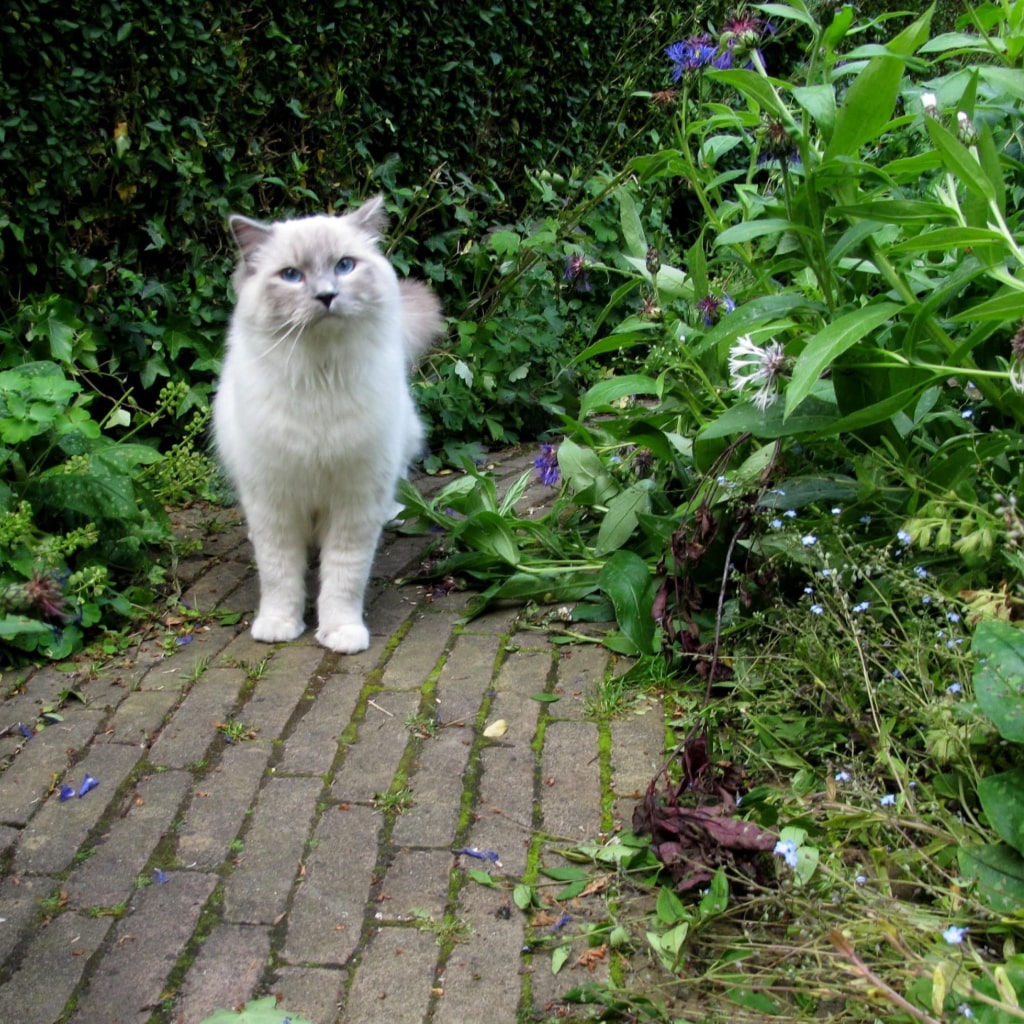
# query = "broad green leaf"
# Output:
<box><xmin>697</xmin><ymin>391</ymin><xmax>838</xmax><ymax>441</ymax></box>
<box><xmin>830</xmin><ymin>200</ymin><xmax>957</xmax><ymax>225</ymax></box>
<box><xmin>457</xmin><ymin>511</ymin><xmax>521</xmax><ymax>567</ymax></box>
<box><xmin>959</xmin><ymin>843</ymin><xmax>1024</xmax><ymax>915</ymax></box>
<box><xmin>595</xmin><ymin>480</ymin><xmax>653</xmax><ymax>555</ymax></box>
<box><xmin>951</xmin><ymin>291</ymin><xmax>1024</xmax><ymax>323</ymax></box>
<box><xmin>925</xmin><ymin>116</ymin><xmax>997</xmax><ymax>203</ymax></box>
<box><xmin>0</xmin><ymin>615</ymin><xmax>54</xmax><ymax>638</ymax></box>
<box><xmin>557</xmin><ymin>438</ymin><xmax>619</xmax><ymax>505</ymax></box>
<box><xmin>715</xmin><ymin>217</ymin><xmax>813</xmax><ymax>247</ymax></box>
<box><xmin>616</xmin><ymin>188</ymin><xmax>647</xmax><ymax>260</ymax></box>
<box><xmin>978</xmin><ymin>769</ymin><xmax>1024</xmax><ymax>856</ymax></box>
<box><xmin>598</xmin><ymin>550</ymin><xmax>655</xmax><ymax>656</ymax></box>
<box><xmin>887</xmin><ymin>226</ymin><xmax>1007</xmax><ymax>255</ymax></box>
<box><xmin>540</xmin><ymin>866</ymin><xmax>589</xmax><ymax>881</ymax></box>
<box><xmin>467</xmin><ymin>869</ymin><xmax>498</xmax><ymax>888</ymax></box>
<box><xmin>707</xmin><ymin>69</ymin><xmax>788</xmax><ymax>119</ymax></box>
<box><xmin>551</xmin><ymin>945</ymin><xmax>571</xmax><ymax>974</ymax></box>
<box><xmin>513</xmin><ymin>883</ymin><xmax>536</xmax><ymax>909</ymax></box>
<box><xmin>825</xmin><ymin>54</ymin><xmax>903</xmax><ymax>160</ymax></box>
<box><xmin>753</xmin><ymin>2</ymin><xmax>818</xmax><ymax>30</ymax></box>
<box><xmin>530</xmin><ymin>693</ymin><xmax>561</xmax><ymax>703</ymax></box>
<box><xmin>791</xmin><ymin>84</ymin><xmax>836</xmax><ymax>137</ymax></box>
<box><xmin>785</xmin><ymin>302</ymin><xmax>900</xmax><ymax>419</ymax></box>
<box><xmin>972</xmin><ymin>619</ymin><xmax>1024</xmax><ymax>742</ymax></box>
<box><xmin>578</xmin><ymin>374</ymin><xmax>660</xmax><ymax>422</ymax></box>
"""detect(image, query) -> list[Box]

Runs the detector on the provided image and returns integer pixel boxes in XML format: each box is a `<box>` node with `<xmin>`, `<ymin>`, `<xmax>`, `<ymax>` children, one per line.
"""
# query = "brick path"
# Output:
<box><xmin>0</xmin><ymin>451</ymin><xmax>666</xmax><ymax>1024</ymax></box>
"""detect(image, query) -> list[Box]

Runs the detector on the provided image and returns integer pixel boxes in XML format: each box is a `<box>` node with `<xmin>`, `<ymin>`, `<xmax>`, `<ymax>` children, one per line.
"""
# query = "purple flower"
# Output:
<box><xmin>78</xmin><ymin>774</ymin><xmax>99</xmax><ymax>797</ymax></box>
<box><xmin>534</xmin><ymin>444</ymin><xmax>560</xmax><ymax>487</ymax></box>
<box><xmin>696</xmin><ymin>292</ymin><xmax>735</xmax><ymax>327</ymax></box>
<box><xmin>563</xmin><ymin>253</ymin><xmax>592</xmax><ymax>293</ymax></box>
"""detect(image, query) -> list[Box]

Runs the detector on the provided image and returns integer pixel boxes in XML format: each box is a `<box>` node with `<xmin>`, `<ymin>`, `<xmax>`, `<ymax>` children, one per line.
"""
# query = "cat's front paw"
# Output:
<box><xmin>316</xmin><ymin>622</ymin><xmax>371</xmax><ymax>654</ymax></box>
<box><xmin>251</xmin><ymin>613</ymin><xmax>306</xmax><ymax>643</ymax></box>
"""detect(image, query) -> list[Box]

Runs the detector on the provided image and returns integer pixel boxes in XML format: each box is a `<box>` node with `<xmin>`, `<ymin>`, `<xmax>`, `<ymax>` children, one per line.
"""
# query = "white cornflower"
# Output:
<box><xmin>728</xmin><ymin>334</ymin><xmax>787</xmax><ymax>411</ymax></box>
<box><xmin>773</xmin><ymin>838</ymin><xmax>799</xmax><ymax>869</ymax></box>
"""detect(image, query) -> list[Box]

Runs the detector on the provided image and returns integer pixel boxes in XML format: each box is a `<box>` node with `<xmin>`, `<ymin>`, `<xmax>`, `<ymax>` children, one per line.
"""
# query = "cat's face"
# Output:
<box><xmin>229</xmin><ymin>196</ymin><xmax>398</xmax><ymax>335</ymax></box>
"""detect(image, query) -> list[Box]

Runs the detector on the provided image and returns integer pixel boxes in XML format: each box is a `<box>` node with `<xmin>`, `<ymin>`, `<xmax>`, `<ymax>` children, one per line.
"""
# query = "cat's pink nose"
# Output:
<box><xmin>315</xmin><ymin>291</ymin><xmax>337</xmax><ymax>308</ymax></box>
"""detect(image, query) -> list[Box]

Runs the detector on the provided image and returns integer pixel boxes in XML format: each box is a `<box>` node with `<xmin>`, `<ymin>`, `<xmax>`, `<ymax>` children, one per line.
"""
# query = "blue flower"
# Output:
<box><xmin>852</xmin><ymin>601</ymin><xmax>870</xmax><ymax>613</ymax></box>
<box><xmin>455</xmin><ymin>846</ymin><xmax>503</xmax><ymax>868</ymax></box>
<box><xmin>835</xmin><ymin>770</ymin><xmax>851</xmax><ymax>782</ymax></box>
<box><xmin>809</xmin><ymin>604</ymin><xmax>824</xmax><ymax>615</ymax></box>
<box><xmin>914</xmin><ymin>566</ymin><xmax>929</xmax><ymax>579</ymax></box>
<box><xmin>533</xmin><ymin>444</ymin><xmax>560</xmax><ymax>487</ymax></box>
<box><xmin>942</xmin><ymin>925</ymin><xmax>968</xmax><ymax>945</ymax></box>
<box><xmin>773</xmin><ymin>838</ymin><xmax>799</xmax><ymax>868</ymax></box>
<box><xmin>78</xmin><ymin>774</ymin><xmax>99</xmax><ymax>797</ymax></box>
<box><xmin>665</xmin><ymin>34</ymin><xmax>717</xmax><ymax>80</ymax></box>
<box><xmin>947</xmin><ymin>682</ymin><xmax>963</xmax><ymax>695</ymax></box>
<box><xmin>17</xmin><ymin>722</ymin><xmax>33</xmax><ymax>740</ymax></box>
<box><xmin>154</xmin><ymin>868</ymin><xmax>169</xmax><ymax>884</ymax></box>
<box><xmin>59</xmin><ymin>784</ymin><xmax>75</xmax><ymax>802</ymax></box>
<box><xmin>784</xmin><ymin>509</ymin><xmax>798</xmax><ymax>518</ymax></box>
<box><xmin>563</xmin><ymin>253</ymin><xmax>592</xmax><ymax>293</ymax></box>
<box><xmin>880</xmin><ymin>793</ymin><xmax>896</xmax><ymax>807</ymax></box>
<box><xmin>897</xmin><ymin>529</ymin><xmax>912</xmax><ymax>545</ymax></box>
<box><xmin>770</xmin><ymin>518</ymin><xmax>783</xmax><ymax>529</ymax></box>
<box><xmin>801</xmin><ymin>534</ymin><xmax>817</xmax><ymax>547</ymax></box>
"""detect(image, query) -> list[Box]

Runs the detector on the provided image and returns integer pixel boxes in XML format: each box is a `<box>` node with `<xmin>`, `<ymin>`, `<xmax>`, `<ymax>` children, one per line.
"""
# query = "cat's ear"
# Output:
<box><xmin>347</xmin><ymin>194</ymin><xmax>389</xmax><ymax>240</ymax></box>
<box><xmin>228</xmin><ymin>215</ymin><xmax>273</xmax><ymax>261</ymax></box>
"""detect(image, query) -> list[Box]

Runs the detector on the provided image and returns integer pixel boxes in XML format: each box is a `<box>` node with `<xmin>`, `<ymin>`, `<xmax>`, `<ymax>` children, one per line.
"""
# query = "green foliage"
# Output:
<box><xmin>198</xmin><ymin>997</ymin><xmax>312</xmax><ymax>1024</ymax></box>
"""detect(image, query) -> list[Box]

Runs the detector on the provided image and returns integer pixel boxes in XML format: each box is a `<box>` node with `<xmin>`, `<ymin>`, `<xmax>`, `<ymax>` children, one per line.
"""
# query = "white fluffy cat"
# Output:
<box><xmin>214</xmin><ymin>194</ymin><xmax>442</xmax><ymax>653</ymax></box>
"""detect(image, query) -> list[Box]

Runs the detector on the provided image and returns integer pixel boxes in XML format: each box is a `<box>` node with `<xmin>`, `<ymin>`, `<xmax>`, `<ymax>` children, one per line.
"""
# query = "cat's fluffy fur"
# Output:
<box><xmin>214</xmin><ymin>195</ymin><xmax>442</xmax><ymax>653</ymax></box>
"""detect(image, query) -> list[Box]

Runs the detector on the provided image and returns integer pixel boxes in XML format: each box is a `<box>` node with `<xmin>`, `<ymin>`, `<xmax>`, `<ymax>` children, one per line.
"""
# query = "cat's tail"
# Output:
<box><xmin>398</xmin><ymin>279</ymin><xmax>444</xmax><ymax>364</ymax></box>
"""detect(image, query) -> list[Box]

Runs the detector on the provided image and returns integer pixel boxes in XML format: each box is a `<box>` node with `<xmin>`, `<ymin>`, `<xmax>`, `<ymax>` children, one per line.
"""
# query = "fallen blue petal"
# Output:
<box><xmin>455</xmin><ymin>846</ymin><xmax>503</xmax><ymax>868</ymax></box>
<box><xmin>176</xmin><ymin>634</ymin><xmax>194</xmax><ymax>646</ymax></box>
<box><xmin>78</xmin><ymin>774</ymin><xmax>99</xmax><ymax>797</ymax></box>
<box><xmin>59</xmin><ymin>784</ymin><xmax>75</xmax><ymax>801</ymax></box>
<box><xmin>551</xmin><ymin>913</ymin><xmax>572</xmax><ymax>932</ymax></box>
<box><xmin>154</xmin><ymin>868</ymin><xmax>169</xmax><ymax>884</ymax></box>
<box><xmin>17</xmin><ymin>723</ymin><xmax>33</xmax><ymax>740</ymax></box>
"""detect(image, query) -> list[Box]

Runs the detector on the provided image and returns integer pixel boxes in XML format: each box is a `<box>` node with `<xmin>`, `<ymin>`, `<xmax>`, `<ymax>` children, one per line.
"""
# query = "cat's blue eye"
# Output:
<box><xmin>280</xmin><ymin>267</ymin><xmax>304</xmax><ymax>283</ymax></box>
<box><xmin>335</xmin><ymin>257</ymin><xmax>356</xmax><ymax>276</ymax></box>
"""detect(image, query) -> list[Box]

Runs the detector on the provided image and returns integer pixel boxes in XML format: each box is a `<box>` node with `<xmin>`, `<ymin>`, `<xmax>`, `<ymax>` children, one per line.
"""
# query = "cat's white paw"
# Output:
<box><xmin>316</xmin><ymin>622</ymin><xmax>371</xmax><ymax>654</ymax></box>
<box><xmin>251</xmin><ymin>614</ymin><xmax>305</xmax><ymax>643</ymax></box>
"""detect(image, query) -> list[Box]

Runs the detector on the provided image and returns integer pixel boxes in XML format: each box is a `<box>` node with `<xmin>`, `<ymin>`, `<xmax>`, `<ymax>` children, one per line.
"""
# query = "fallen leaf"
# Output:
<box><xmin>483</xmin><ymin>719</ymin><xmax>508</xmax><ymax>738</ymax></box>
<box><xmin>576</xmin><ymin>945</ymin><xmax>608</xmax><ymax>972</ymax></box>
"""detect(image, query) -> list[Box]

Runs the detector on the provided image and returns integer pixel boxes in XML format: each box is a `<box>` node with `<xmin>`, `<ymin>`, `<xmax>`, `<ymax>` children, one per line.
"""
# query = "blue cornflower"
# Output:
<box><xmin>534</xmin><ymin>444</ymin><xmax>560</xmax><ymax>487</ymax></box>
<box><xmin>665</xmin><ymin>34</ymin><xmax>717</xmax><ymax>80</ymax></box>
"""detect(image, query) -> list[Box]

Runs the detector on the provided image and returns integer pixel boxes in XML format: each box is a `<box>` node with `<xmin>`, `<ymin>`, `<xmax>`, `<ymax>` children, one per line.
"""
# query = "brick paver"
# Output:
<box><xmin>0</xmin><ymin>452</ymin><xmax>667</xmax><ymax>1023</ymax></box>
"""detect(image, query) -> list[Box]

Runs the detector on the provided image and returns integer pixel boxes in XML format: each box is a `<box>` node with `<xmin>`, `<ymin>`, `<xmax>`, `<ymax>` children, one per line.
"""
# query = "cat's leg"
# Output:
<box><xmin>315</xmin><ymin>519</ymin><xmax>382</xmax><ymax>654</ymax></box>
<box><xmin>248</xmin><ymin>519</ymin><xmax>308</xmax><ymax>643</ymax></box>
